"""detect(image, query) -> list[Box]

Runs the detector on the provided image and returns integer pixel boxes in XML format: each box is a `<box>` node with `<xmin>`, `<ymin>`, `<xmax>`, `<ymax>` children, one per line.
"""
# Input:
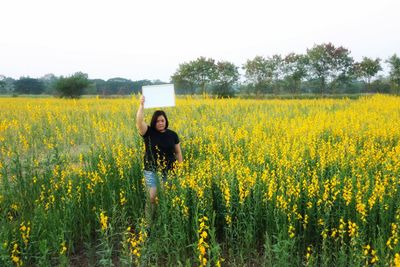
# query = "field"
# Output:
<box><xmin>0</xmin><ymin>95</ymin><xmax>400</xmax><ymax>266</ymax></box>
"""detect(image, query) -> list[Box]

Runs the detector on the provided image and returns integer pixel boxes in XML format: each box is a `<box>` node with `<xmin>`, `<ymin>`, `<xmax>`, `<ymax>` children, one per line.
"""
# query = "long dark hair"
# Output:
<box><xmin>150</xmin><ymin>110</ymin><xmax>169</xmax><ymax>130</ymax></box>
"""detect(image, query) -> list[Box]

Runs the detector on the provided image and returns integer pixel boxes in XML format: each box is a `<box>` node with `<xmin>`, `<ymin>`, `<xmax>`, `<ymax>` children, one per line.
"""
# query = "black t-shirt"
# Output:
<box><xmin>142</xmin><ymin>126</ymin><xmax>179</xmax><ymax>173</ymax></box>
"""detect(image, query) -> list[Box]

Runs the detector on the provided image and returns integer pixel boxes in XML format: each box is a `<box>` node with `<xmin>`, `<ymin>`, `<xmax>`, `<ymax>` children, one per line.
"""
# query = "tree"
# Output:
<box><xmin>2</xmin><ymin>77</ymin><xmax>16</xmax><ymax>94</ymax></box>
<box><xmin>55</xmin><ymin>72</ymin><xmax>90</xmax><ymax>98</ymax></box>
<box><xmin>191</xmin><ymin>57</ymin><xmax>218</xmax><ymax>95</ymax></box>
<box><xmin>243</xmin><ymin>56</ymin><xmax>268</xmax><ymax>96</ymax></box>
<box><xmin>243</xmin><ymin>55</ymin><xmax>281</xmax><ymax>96</ymax></box>
<box><xmin>14</xmin><ymin>77</ymin><xmax>45</xmax><ymax>94</ymax></box>
<box><xmin>386</xmin><ymin>54</ymin><xmax>400</xmax><ymax>95</ymax></box>
<box><xmin>172</xmin><ymin>57</ymin><xmax>217</xmax><ymax>95</ymax></box>
<box><xmin>354</xmin><ymin>57</ymin><xmax>382</xmax><ymax>92</ymax></box>
<box><xmin>0</xmin><ymin>75</ymin><xmax>6</xmax><ymax>94</ymax></box>
<box><xmin>40</xmin><ymin>73</ymin><xmax>58</xmax><ymax>94</ymax></box>
<box><xmin>90</xmin><ymin>79</ymin><xmax>153</xmax><ymax>95</ymax></box>
<box><xmin>171</xmin><ymin>64</ymin><xmax>196</xmax><ymax>95</ymax></box>
<box><xmin>91</xmin><ymin>79</ymin><xmax>106</xmax><ymax>95</ymax></box>
<box><xmin>212</xmin><ymin>61</ymin><xmax>240</xmax><ymax>98</ymax></box>
<box><xmin>306</xmin><ymin>43</ymin><xmax>354</xmax><ymax>94</ymax></box>
<box><xmin>269</xmin><ymin>55</ymin><xmax>285</xmax><ymax>94</ymax></box>
<box><xmin>370</xmin><ymin>76</ymin><xmax>391</xmax><ymax>94</ymax></box>
<box><xmin>105</xmin><ymin>78</ymin><xmax>134</xmax><ymax>95</ymax></box>
<box><xmin>282</xmin><ymin>53</ymin><xmax>308</xmax><ymax>94</ymax></box>
<box><xmin>133</xmin><ymin>80</ymin><xmax>153</xmax><ymax>94</ymax></box>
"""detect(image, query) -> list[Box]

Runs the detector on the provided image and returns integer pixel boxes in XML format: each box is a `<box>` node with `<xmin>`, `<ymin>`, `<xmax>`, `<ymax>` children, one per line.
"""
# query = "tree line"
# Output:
<box><xmin>1</xmin><ymin>43</ymin><xmax>400</xmax><ymax>98</ymax></box>
<box><xmin>0</xmin><ymin>73</ymin><xmax>166</xmax><ymax>98</ymax></box>
<box><xmin>173</xmin><ymin>43</ymin><xmax>400</xmax><ymax>97</ymax></box>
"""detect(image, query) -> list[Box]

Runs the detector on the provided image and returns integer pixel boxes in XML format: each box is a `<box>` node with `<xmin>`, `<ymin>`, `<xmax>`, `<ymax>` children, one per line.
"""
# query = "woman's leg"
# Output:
<box><xmin>144</xmin><ymin>170</ymin><xmax>158</xmax><ymax>223</ymax></box>
<box><xmin>149</xmin><ymin>186</ymin><xmax>157</xmax><ymax>204</ymax></box>
<box><xmin>145</xmin><ymin>186</ymin><xmax>157</xmax><ymax>223</ymax></box>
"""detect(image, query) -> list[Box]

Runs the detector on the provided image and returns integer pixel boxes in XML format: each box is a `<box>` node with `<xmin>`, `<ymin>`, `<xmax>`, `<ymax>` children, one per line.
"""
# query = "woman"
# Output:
<box><xmin>136</xmin><ymin>95</ymin><xmax>183</xmax><ymax>212</ymax></box>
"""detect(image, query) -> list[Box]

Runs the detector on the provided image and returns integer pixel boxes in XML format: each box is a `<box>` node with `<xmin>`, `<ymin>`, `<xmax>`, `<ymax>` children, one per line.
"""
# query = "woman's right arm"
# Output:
<box><xmin>136</xmin><ymin>95</ymin><xmax>148</xmax><ymax>136</ymax></box>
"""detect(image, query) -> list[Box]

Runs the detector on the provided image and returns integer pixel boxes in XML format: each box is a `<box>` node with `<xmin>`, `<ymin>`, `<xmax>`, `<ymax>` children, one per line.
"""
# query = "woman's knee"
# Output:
<box><xmin>149</xmin><ymin>187</ymin><xmax>157</xmax><ymax>203</ymax></box>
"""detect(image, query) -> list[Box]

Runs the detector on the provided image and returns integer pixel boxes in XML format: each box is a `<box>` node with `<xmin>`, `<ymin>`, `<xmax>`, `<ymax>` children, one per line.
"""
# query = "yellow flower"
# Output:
<box><xmin>198</xmin><ymin>215</ymin><xmax>209</xmax><ymax>266</ymax></box>
<box><xmin>99</xmin><ymin>211</ymin><xmax>108</xmax><ymax>231</ymax></box>
<box><xmin>348</xmin><ymin>220</ymin><xmax>358</xmax><ymax>238</ymax></box>
<box><xmin>288</xmin><ymin>224</ymin><xmax>295</xmax><ymax>238</ymax></box>
<box><xmin>11</xmin><ymin>242</ymin><xmax>22</xmax><ymax>266</ymax></box>
<box><xmin>200</xmin><ymin>231</ymin><xmax>208</xmax><ymax>239</ymax></box>
<box><xmin>119</xmin><ymin>190</ymin><xmax>127</xmax><ymax>206</ymax></box>
<box><xmin>225</xmin><ymin>214</ymin><xmax>232</xmax><ymax>225</ymax></box>
<box><xmin>331</xmin><ymin>228</ymin><xmax>338</xmax><ymax>238</ymax></box>
<box><xmin>60</xmin><ymin>241</ymin><xmax>67</xmax><ymax>255</ymax></box>
<box><xmin>370</xmin><ymin>249</ymin><xmax>378</xmax><ymax>264</ymax></box>
<box><xmin>199</xmin><ymin>246</ymin><xmax>206</xmax><ymax>256</ymax></box>
<box><xmin>394</xmin><ymin>253</ymin><xmax>400</xmax><ymax>267</ymax></box>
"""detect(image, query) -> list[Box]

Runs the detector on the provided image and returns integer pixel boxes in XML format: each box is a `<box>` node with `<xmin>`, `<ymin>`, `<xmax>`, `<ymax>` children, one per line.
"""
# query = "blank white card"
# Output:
<box><xmin>142</xmin><ymin>84</ymin><xmax>175</xmax><ymax>109</ymax></box>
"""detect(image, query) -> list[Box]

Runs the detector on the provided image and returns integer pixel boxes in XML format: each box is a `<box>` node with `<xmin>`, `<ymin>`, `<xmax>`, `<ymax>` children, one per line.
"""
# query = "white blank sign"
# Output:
<box><xmin>142</xmin><ymin>84</ymin><xmax>175</xmax><ymax>109</ymax></box>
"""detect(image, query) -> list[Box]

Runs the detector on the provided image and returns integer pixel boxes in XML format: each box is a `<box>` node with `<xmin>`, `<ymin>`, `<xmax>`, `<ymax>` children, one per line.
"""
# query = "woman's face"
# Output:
<box><xmin>155</xmin><ymin>115</ymin><xmax>166</xmax><ymax>132</ymax></box>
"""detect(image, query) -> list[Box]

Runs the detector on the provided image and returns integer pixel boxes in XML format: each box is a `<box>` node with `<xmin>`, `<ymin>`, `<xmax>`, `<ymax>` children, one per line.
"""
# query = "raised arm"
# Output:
<box><xmin>136</xmin><ymin>95</ymin><xmax>148</xmax><ymax>136</ymax></box>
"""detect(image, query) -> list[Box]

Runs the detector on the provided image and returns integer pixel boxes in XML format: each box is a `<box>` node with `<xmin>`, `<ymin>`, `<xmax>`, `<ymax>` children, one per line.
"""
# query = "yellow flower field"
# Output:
<box><xmin>0</xmin><ymin>95</ymin><xmax>399</xmax><ymax>266</ymax></box>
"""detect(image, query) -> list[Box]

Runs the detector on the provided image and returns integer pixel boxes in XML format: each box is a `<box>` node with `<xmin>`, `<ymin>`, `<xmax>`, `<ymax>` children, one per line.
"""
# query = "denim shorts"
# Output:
<box><xmin>143</xmin><ymin>170</ymin><xmax>167</xmax><ymax>187</ymax></box>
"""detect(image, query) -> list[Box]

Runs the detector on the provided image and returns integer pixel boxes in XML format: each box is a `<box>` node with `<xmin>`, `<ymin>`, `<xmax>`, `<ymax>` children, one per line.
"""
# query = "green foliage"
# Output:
<box><xmin>354</xmin><ymin>57</ymin><xmax>382</xmax><ymax>92</ymax></box>
<box><xmin>91</xmin><ymin>78</ymin><xmax>156</xmax><ymax>95</ymax></box>
<box><xmin>370</xmin><ymin>77</ymin><xmax>391</xmax><ymax>93</ymax></box>
<box><xmin>55</xmin><ymin>72</ymin><xmax>90</xmax><ymax>98</ymax></box>
<box><xmin>0</xmin><ymin>77</ymin><xmax>15</xmax><ymax>94</ymax></box>
<box><xmin>40</xmin><ymin>74</ymin><xmax>59</xmax><ymax>95</ymax></box>
<box><xmin>212</xmin><ymin>61</ymin><xmax>240</xmax><ymax>98</ymax></box>
<box><xmin>0</xmin><ymin>79</ymin><xmax>5</xmax><ymax>94</ymax></box>
<box><xmin>282</xmin><ymin>53</ymin><xmax>308</xmax><ymax>94</ymax></box>
<box><xmin>243</xmin><ymin>55</ymin><xmax>282</xmax><ymax>95</ymax></box>
<box><xmin>386</xmin><ymin>54</ymin><xmax>400</xmax><ymax>94</ymax></box>
<box><xmin>14</xmin><ymin>77</ymin><xmax>45</xmax><ymax>95</ymax></box>
<box><xmin>306</xmin><ymin>43</ymin><xmax>354</xmax><ymax>94</ymax></box>
<box><xmin>172</xmin><ymin>57</ymin><xmax>218</xmax><ymax>94</ymax></box>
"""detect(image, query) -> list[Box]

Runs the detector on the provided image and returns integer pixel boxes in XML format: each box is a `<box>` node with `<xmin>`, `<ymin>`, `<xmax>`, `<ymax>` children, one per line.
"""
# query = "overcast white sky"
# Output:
<box><xmin>1</xmin><ymin>0</ymin><xmax>399</xmax><ymax>82</ymax></box>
